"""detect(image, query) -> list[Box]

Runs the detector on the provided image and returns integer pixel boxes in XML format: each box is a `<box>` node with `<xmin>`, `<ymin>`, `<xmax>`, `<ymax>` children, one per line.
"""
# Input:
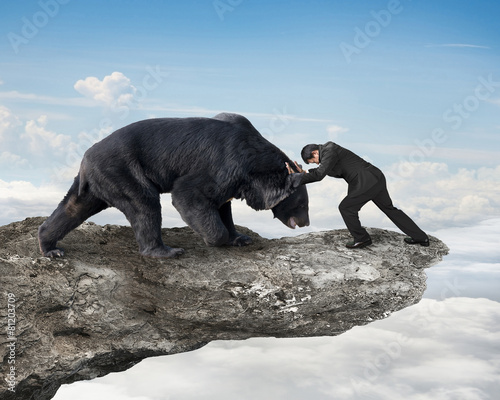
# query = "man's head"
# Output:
<box><xmin>301</xmin><ymin>144</ymin><xmax>320</xmax><ymax>164</ymax></box>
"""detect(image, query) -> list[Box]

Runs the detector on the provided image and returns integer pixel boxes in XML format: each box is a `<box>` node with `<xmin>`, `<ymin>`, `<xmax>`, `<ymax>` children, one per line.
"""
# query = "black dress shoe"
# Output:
<box><xmin>346</xmin><ymin>239</ymin><xmax>372</xmax><ymax>249</ymax></box>
<box><xmin>404</xmin><ymin>237</ymin><xmax>430</xmax><ymax>247</ymax></box>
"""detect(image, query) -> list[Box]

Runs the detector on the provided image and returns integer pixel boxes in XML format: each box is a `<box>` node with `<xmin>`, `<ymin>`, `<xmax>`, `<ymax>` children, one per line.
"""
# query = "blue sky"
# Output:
<box><xmin>1</xmin><ymin>0</ymin><xmax>499</xmax><ymax>186</ymax></box>
<box><xmin>1</xmin><ymin>1</ymin><xmax>500</xmax><ymax>399</ymax></box>
<box><xmin>1</xmin><ymin>0</ymin><xmax>499</xmax><ymax>225</ymax></box>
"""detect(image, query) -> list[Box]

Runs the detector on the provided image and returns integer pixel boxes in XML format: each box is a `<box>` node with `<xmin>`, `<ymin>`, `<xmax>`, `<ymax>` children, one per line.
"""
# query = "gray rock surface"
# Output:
<box><xmin>0</xmin><ymin>217</ymin><xmax>448</xmax><ymax>399</ymax></box>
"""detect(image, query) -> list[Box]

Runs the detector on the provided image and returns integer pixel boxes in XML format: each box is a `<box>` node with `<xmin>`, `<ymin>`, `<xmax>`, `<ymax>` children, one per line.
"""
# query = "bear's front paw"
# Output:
<box><xmin>229</xmin><ymin>234</ymin><xmax>253</xmax><ymax>247</ymax></box>
<box><xmin>141</xmin><ymin>246</ymin><xmax>185</xmax><ymax>258</ymax></box>
<box><xmin>43</xmin><ymin>248</ymin><xmax>65</xmax><ymax>258</ymax></box>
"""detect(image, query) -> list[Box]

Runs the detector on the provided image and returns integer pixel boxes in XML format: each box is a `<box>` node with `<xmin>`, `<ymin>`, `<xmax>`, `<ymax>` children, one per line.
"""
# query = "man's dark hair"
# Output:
<box><xmin>301</xmin><ymin>144</ymin><xmax>319</xmax><ymax>164</ymax></box>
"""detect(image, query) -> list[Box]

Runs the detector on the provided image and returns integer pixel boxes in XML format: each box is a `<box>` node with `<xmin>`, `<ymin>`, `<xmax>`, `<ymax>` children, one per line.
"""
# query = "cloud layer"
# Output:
<box><xmin>22</xmin><ymin>115</ymin><xmax>73</xmax><ymax>154</ymax></box>
<box><xmin>0</xmin><ymin>105</ymin><xmax>21</xmax><ymax>141</ymax></box>
<box><xmin>2</xmin><ymin>161</ymin><xmax>500</xmax><ymax>235</ymax></box>
<box><xmin>53</xmin><ymin>297</ymin><xmax>500</xmax><ymax>400</ymax></box>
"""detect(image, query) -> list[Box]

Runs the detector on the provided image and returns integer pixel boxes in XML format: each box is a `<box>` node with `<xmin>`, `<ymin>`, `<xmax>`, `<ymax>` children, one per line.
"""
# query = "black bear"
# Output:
<box><xmin>39</xmin><ymin>113</ymin><xmax>309</xmax><ymax>258</ymax></box>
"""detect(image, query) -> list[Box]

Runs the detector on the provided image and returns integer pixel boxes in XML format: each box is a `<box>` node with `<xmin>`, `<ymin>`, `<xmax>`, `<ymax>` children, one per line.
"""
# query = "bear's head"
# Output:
<box><xmin>272</xmin><ymin>183</ymin><xmax>310</xmax><ymax>229</ymax></box>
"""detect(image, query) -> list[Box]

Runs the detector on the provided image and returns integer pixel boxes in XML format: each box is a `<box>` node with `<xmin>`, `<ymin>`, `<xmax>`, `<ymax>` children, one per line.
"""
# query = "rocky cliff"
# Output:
<box><xmin>0</xmin><ymin>217</ymin><xmax>448</xmax><ymax>399</ymax></box>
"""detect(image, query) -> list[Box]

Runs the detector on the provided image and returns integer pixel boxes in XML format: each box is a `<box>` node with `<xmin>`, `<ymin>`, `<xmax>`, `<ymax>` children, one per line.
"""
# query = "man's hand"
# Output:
<box><xmin>286</xmin><ymin>161</ymin><xmax>304</xmax><ymax>174</ymax></box>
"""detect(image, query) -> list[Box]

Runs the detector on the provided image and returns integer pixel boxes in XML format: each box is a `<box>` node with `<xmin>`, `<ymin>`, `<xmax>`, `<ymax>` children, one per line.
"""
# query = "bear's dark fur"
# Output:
<box><xmin>38</xmin><ymin>113</ymin><xmax>309</xmax><ymax>258</ymax></box>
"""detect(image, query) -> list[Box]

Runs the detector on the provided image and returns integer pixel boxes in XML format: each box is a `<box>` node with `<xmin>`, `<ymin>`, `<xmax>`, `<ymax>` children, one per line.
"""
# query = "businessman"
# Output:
<box><xmin>287</xmin><ymin>142</ymin><xmax>429</xmax><ymax>249</ymax></box>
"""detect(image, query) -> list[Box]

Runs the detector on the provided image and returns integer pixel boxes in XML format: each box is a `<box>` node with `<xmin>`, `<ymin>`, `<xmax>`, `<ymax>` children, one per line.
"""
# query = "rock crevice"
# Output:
<box><xmin>0</xmin><ymin>217</ymin><xmax>448</xmax><ymax>400</ymax></box>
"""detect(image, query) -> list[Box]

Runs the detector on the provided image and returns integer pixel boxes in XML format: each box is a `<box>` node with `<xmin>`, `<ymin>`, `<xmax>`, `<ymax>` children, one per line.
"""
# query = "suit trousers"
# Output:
<box><xmin>338</xmin><ymin>174</ymin><xmax>427</xmax><ymax>243</ymax></box>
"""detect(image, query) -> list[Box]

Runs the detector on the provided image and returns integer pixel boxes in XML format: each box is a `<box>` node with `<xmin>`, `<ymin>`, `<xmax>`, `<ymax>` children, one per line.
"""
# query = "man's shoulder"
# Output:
<box><xmin>319</xmin><ymin>142</ymin><xmax>338</xmax><ymax>164</ymax></box>
<box><xmin>321</xmin><ymin>141</ymin><xmax>341</xmax><ymax>153</ymax></box>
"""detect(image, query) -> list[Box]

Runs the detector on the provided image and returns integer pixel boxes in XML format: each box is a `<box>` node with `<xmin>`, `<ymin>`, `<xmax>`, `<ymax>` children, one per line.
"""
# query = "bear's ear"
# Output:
<box><xmin>263</xmin><ymin>173</ymin><xmax>303</xmax><ymax>210</ymax></box>
<box><xmin>286</xmin><ymin>173</ymin><xmax>303</xmax><ymax>190</ymax></box>
<box><xmin>246</xmin><ymin>172</ymin><xmax>304</xmax><ymax>211</ymax></box>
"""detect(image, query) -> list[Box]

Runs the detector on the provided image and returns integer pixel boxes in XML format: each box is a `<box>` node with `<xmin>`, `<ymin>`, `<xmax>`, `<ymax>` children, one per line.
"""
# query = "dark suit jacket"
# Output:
<box><xmin>301</xmin><ymin>142</ymin><xmax>383</xmax><ymax>197</ymax></box>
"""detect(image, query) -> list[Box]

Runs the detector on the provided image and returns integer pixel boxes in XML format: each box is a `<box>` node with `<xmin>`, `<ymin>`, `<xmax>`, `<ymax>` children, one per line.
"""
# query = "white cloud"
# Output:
<box><xmin>45</xmin><ymin>125</ymin><xmax>115</xmax><ymax>185</ymax></box>
<box><xmin>0</xmin><ymin>90</ymin><xmax>96</xmax><ymax>107</ymax></box>
<box><xmin>327</xmin><ymin>124</ymin><xmax>349</xmax><ymax>140</ymax></box>
<box><xmin>0</xmin><ymin>151</ymin><xmax>29</xmax><ymax>168</ymax></box>
<box><xmin>427</xmin><ymin>43</ymin><xmax>491</xmax><ymax>49</ymax></box>
<box><xmin>432</xmin><ymin>218</ymin><xmax>500</xmax><ymax>262</ymax></box>
<box><xmin>0</xmin><ymin>180</ymin><xmax>88</xmax><ymax>228</ymax></box>
<box><xmin>0</xmin><ymin>105</ymin><xmax>21</xmax><ymax>141</ymax></box>
<box><xmin>298</xmin><ymin>161</ymin><xmax>500</xmax><ymax>233</ymax></box>
<box><xmin>384</xmin><ymin>162</ymin><xmax>500</xmax><ymax>230</ymax></box>
<box><xmin>51</xmin><ymin>382</ymin><xmax>152</xmax><ymax>400</ymax></box>
<box><xmin>74</xmin><ymin>71</ymin><xmax>137</xmax><ymax>107</ymax></box>
<box><xmin>0</xmin><ymin>108</ymin><xmax>87</xmax><ymax>183</ymax></box>
<box><xmin>54</xmin><ymin>297</ymin><xmax>500</xmax><ymax>400</ymax></box>
<box><xmin>0</xmin><ymin>180</ymin><xmax>66</xmax><ymax>223</ymax></box>
<box><xmin>21</xmin><ymin>115</ymin><xmax>73</xmax><ymax>154</ymax></box>
<box><xmin>424</xmin><ymin>218</ymin><xmax>500</xmax><ymax>302</ymax></box>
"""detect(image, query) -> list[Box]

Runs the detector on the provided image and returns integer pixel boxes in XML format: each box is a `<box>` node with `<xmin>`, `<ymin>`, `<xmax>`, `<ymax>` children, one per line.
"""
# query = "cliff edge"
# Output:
<box><xmin>0</xmin><ymin>217</ymin><xmax>448</xmax><ymax>399</ymax></box>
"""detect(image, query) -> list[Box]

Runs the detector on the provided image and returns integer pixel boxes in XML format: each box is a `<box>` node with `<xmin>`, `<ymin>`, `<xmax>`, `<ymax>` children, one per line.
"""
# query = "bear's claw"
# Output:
<box><xmin>229</xmin><ymin>234</ymin><xmax>253</xmax><ymax>247</ymax></box>
<box><xmin>141</xmin><ymin>246</ymin><xmax>185</xmax><ymax>258</ymax></box>
<box><xmin>43</xmin><ymin>248</ymin><xmax>65</xmax><ymax>258</ymax></box>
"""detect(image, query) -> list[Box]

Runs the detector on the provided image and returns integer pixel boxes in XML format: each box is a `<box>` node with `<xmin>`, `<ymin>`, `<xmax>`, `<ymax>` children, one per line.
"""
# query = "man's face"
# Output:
<box><xmin>307</xmin><ymin>150</ymin><xmax>320</xmax><ymax>164</ymax></box>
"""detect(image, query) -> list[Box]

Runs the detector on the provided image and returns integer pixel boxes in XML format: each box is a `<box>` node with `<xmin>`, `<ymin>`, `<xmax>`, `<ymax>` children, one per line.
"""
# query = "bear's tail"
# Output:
<box><xmin>78</xmin><ymin>159</ymin><xmax>89</xmax><ymax>196</ymax></box>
